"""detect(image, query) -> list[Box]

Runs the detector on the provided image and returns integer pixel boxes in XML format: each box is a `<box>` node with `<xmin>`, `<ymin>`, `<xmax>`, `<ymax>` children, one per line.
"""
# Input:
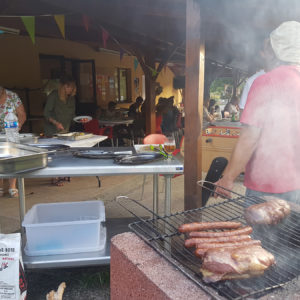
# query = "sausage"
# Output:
<box><xmin>184</xmin><ymin>235</ymin><xmax>251</xmax><ymax>248</ymax></box>
<box><xmin>194</xmin><ymin>240</ymin><xmax>261</xmax><ymax>258</ymax></box>
<box><xmin>178</xmin><ymin>221</ymin><xmax>242</xmax><ymax>233</ymax></box>
<box><xmin>189</xmin><ymin>226</ymin><xmax>253</xmax><ymax>238</ymax></box>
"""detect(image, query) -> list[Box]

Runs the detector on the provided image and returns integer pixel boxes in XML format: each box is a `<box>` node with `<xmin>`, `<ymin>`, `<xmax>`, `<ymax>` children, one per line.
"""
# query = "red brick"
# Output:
<box><xmin>110</xmin><ymin>232</ymin><xmax>213</xmax><ymax>300</ymax></box>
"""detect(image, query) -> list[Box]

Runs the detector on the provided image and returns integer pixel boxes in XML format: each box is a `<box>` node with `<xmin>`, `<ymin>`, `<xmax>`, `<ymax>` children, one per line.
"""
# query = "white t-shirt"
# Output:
<box><xmin>239</xmin><ymin>70</ymin><xmax>265</xmax><ymax>109</ymax></box>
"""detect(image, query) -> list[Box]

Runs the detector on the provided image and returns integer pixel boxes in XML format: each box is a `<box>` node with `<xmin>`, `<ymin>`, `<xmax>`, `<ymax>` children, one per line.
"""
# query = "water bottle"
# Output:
<box><xmin>4</xmin><ymin>108</ymin><xmax>20</xmax><ymax>143</ymax></box>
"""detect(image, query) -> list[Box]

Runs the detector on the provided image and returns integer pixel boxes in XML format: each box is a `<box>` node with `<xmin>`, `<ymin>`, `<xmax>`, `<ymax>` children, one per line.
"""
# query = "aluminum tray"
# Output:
<box><xmin>0</xmin><ymin>142</ymin><xmax>50</xmax><ymax>174</ymax></box>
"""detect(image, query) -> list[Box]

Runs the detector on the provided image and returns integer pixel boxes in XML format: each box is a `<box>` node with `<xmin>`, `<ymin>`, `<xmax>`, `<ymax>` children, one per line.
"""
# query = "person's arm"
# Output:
<box><xmin>214</xmin><ymin>125</ymin><xmax>261</xmax><ymax>198</ymax></box>
<box><xmin>44</xmin><ymin>92</ymin><xmax>64</xmax><ymax>131</ymax></box>
<box><xmin>16</xmin><ymin>104</ymin><xmax>26</xmax><ymax>130</ymax></box>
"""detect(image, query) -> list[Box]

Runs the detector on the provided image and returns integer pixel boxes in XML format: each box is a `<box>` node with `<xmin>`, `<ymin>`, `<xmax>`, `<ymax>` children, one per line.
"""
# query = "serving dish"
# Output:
<box><xmin>0</xmin><ymin>142</ymin><xmax>50</xmax><ymax>174</ymax></box>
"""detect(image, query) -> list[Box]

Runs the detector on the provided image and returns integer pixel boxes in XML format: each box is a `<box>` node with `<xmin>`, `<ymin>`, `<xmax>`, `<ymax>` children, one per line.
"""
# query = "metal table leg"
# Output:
<box><xmin>17</xmin><ymin>178</ymin><xmax>26</xmax><ymax>233</ymax></box>
<box><xmin>164</xmin><ymin>175</ymin><xmax>172</xmax><ymax>216</ymax></box>
<box><xmin>153</xmin><ymin>174</ymin><xmax>159</xmax><ymax>216</ymax></box>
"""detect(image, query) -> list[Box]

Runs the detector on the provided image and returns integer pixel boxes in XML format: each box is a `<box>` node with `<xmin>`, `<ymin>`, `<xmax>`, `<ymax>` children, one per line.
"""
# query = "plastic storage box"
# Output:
<box><xmin>22</xmin><ymin>200</ymin><xmax>106</xmax><ymax>256</ymax></box>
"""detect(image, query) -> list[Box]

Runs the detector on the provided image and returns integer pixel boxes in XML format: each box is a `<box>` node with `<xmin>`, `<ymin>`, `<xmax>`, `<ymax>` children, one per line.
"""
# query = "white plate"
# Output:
<box><xmin>73</xmin><ymin>115</ymin><xmax>92</xmax><ymax>123</ymax></box>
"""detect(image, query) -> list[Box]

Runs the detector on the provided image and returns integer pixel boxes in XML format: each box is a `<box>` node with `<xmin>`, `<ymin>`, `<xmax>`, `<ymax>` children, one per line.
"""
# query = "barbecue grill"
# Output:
<box><xmin>117</xmin><ymin>182</ymin><xmax>300</xmax><ymax>300</ymax></box>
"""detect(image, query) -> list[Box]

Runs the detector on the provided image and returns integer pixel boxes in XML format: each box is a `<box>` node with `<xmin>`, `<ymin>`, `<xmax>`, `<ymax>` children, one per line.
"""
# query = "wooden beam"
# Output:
<box><xmin>184</xmin><ymin>0</ymin><xmax>204</xmax><ymax>210</ymax></box>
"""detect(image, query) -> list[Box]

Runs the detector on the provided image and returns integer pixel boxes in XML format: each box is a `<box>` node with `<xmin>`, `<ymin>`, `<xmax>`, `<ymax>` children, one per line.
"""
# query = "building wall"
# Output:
<box><xmin>0</xmin><ymin>34</ymin><xmax>181</xmax><ymax>132</ymax></box>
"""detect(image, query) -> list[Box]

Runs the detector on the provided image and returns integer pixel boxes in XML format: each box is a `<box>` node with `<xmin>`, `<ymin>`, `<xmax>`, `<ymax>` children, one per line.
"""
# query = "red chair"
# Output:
<box><xmin>84</xmin><ymin>119</ymin><xmax>114</xmax><ymax>146</ymax></box>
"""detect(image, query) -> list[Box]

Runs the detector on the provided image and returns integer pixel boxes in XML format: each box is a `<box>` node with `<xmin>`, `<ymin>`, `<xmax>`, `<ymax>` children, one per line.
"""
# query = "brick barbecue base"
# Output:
<box><xmin>110</xmin><ymin>232</ymin><xmax>215</xmax><ymax>300</ymax></box>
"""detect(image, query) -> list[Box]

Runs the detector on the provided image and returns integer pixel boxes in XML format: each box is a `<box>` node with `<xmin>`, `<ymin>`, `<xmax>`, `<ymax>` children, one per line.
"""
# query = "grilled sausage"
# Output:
<box><xmin>194</xmin><ymin>240</ymin><xmax>261</xmax><ymax>258</ymax></box>
<box><xmin>184</xmin><ymin>235</ymin><xmax>251</xmax><ymax>248</ymax></box>
<box><xmin>178</xmin><ymin>221</ymin><xmax>242</xmax><ymax>233</ymax></box>
<box><xmin>189</xmin><ymin>226</ymin><xmax>253</xmax><ymax>238</ymax></box>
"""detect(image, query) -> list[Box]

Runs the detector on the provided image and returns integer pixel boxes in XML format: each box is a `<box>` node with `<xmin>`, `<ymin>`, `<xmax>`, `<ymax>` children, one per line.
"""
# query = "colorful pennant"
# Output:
<box><xmin>21</xmin><ymin>16</ymin><xmax>35</xmax><ymax>44</ymax></box>
<box><xmin>82</xmin><ymin>14</ymin><xmax>89</xmax><ymax>32</ymax></box>
<box><xmin>54</xmin><ymin>15</ymin><xmax>65</xmax><ymax>39</ymax></box>
<box><xmin>102</xmin><ymin>28</ymin><xmax>109</xmax><ymax>48</ymax></box>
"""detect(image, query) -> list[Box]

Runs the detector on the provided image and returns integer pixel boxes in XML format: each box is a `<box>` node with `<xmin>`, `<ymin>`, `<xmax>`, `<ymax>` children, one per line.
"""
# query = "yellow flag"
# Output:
<box><xmin>54</xmin><ymin>15</ymin><xmax>65</xmax><ymax>39</ymax></box>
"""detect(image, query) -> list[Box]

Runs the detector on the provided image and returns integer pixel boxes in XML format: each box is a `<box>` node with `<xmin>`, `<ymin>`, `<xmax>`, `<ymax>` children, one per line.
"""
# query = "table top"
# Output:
<box><xmin>98</xmin><ymin>118</ymin><xmax>134</xmax><ymax>126</ymax></box>
<box><xmin>5</xmin><ymin>147</ymin><xmax>183</xmax><ymax>178</ymax></box>
<box><xmin>38</xmin><ymin>135</ymin><xmax>107</xmax><ymax>148</ymax></box>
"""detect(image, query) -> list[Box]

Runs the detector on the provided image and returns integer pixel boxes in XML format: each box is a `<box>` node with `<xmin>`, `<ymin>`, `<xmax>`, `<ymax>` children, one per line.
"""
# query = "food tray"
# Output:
<box><xmin>0</xmin><ymin>142</ymin><xmax>50</xmax><ymax>174</ymax></box>
<box><xmin>56</xmin><ymin>132</ymin><xmax>93</xmax><ymax>141</ymax></box>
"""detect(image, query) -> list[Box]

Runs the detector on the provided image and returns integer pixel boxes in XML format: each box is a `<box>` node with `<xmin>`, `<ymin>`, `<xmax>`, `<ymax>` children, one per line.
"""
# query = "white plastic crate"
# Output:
<box><xmin>22</xmin><ymin>200</ymin><xmax>106</xmax><ymax>256</ymax></box>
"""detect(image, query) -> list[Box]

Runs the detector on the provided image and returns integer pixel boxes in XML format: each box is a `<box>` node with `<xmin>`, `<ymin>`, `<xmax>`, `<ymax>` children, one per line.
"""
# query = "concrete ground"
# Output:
<box><xmin>0</xmin><ymin>172</ymin><xmax>246</xmax><ymax>234</ymax></box>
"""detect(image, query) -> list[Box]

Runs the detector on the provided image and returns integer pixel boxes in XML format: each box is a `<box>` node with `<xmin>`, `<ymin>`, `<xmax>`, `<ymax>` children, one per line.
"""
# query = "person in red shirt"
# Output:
<box><xmin>215</xmin><ymin>21</ymin><xmax>300</xmax><ymax>205</ymax></box>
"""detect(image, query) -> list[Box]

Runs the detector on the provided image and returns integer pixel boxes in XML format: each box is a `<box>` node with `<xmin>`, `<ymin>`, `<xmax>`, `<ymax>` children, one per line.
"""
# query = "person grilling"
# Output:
<box><xmin>215</xmin><ymin>21</ymin><xmax>300</xmax><ymax>206</ymax></box>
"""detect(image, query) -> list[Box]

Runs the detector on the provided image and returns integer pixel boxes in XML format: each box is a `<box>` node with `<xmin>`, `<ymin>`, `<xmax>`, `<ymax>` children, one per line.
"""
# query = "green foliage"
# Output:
<box><xmin>210</xmin><ymin>77</ymin><xmax>234</xmax><ymax>100</ymax></box>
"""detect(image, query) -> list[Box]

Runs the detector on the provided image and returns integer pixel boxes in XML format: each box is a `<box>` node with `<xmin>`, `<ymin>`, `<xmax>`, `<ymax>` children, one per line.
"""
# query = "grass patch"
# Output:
<box><xmin>77</xmin><ymin>269</ymin><xmax>110</xmax><ymax>289</ymax></box>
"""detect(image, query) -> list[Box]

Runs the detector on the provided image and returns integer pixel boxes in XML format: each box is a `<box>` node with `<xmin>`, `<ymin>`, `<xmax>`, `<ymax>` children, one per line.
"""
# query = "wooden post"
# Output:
<box><xmin>144</xmin><ymin>74</ymin><xmax>156</xmax><ymax>134</ymax></box>
<box><xmin>184</xmin><ymin>0</ymin><xmax>205</xmax><ymax>210</ymax></box>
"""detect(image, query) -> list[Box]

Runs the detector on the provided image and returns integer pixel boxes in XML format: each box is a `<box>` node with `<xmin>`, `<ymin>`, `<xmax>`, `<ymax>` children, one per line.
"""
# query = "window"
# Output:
<box><xmin>115</xmin><ymin>68</ymin><xmax>131</xmax><ymax>102</ymax></box>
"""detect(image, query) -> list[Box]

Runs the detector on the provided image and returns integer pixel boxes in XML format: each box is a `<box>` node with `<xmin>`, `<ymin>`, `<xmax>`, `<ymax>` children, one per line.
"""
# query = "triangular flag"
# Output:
<box><xmin>21</xmin><ymin>16</ymin><xmax>35</xmax><ymax>44</ymax></box>
<box><xmin>102</xmin><ymin>28</ymin><xmax>109</xmax><ymax>48</ymax></box>
<box><xmin>82</xmin><ymin>14</ymin><xmax>89</xmax><ymax>32</ymax></box>
<box><xmin>54</xmin><ymin>15</ymin><xmax>65</xmax><ymax>39</ymax></box>
<box><xmin>120</xmin><ymin>48</ymin><xmax>125</xmax><ymax>62</ymax></box>
<box><xmin>134</xmin><ymin>58</ymin><xmax>139</xmax><ymax>71</ymax></box>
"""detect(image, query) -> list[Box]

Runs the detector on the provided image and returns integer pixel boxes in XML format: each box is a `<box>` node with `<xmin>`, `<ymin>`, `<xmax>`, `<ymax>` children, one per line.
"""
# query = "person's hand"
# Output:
<box><xmin>214</xmin><ymin>176</ymin><xmax>234</xmax><ymax>199</ymax></box>
<box><xmin>55</xmin><ymin>122</ymin><xmax>64</xmax><ymax>131</ymax></box>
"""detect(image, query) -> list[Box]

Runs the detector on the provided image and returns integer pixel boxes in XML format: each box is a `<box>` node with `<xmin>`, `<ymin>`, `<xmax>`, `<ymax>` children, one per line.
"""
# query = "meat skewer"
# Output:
<box><xmin>194</xmin><ymin>240</ymin><xmax>261</xmax><ymax>258</ymax></box>
<box><xmin>178</xmin><ymin>221</ymin><xmax>242</xmax><ymax>233</ymax></box>
<box><xmin>189</xmin><ymin>226</ymin><xmax>252</xmax><ymax>238</ymax></box>
<box><xmin>184</xmin><ymin>234</ymin><xmax>251</xmax><ymax>248</ymax></box>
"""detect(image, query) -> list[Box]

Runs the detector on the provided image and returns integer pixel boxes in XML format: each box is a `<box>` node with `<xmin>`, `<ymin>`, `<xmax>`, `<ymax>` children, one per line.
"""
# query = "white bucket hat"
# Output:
<box><xmin>270</xmin><ymin>21</ymin><xmax>300</xmax><ymax>64</ymax></box>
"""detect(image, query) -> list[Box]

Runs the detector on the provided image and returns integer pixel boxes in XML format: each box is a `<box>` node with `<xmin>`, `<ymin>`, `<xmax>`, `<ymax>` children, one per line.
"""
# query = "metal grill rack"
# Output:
<box><xmin>117</xmin><ymin>184</ymin><xmax>300</xmax><ymax>300</ymax></box>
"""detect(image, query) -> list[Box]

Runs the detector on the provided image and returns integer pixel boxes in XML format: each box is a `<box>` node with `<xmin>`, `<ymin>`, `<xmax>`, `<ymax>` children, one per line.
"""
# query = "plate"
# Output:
<box><xmin>134</xmin><ymin>144</ymin><xmax>160</xmax><ymax>153</ymax></box>
<box><xmin>73</xmin><ymin>115</ymin><xmax>92</xmax><ymax>123</ymax></box>
<box><xmin>114</xmin><ymin>153</ymin><xmax>164</xmax><ymax>165</ymax></box>
<box><xmin>73</xmin><ymin>150</ymin><xmax>132</xmax><ymax>159</ymax></box>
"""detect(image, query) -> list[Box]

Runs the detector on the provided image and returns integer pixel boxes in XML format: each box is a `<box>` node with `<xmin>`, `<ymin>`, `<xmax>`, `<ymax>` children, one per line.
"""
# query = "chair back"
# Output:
<box><xmin>143</xmin><ymin>133</ymin><xmax>167</xmax><ymax>145</ymax></box>
<box><xmin>84</xmin><ymin>119</ymin><xmax>100</xmax><ymax>135</ymax></box>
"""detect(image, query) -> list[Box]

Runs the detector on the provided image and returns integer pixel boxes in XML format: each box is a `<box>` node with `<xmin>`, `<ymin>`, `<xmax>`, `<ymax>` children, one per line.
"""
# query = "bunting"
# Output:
<box><xmin>54</xmin><ymin>15</ymin><xmax>65</xmax><ymax>39</ymax></box>
<box><xmin>134</xmin><ymin>57</ymin><xmax>139</xmax><ymax>71</ymax></box>
<box><xmin>21</xmin><ymin>16</ymin><xmax>35</xmax><ymax>44</ymax></box>
<box><xmin>102</xmin><ymin>28</ymin><xmax>109</xmax><ymax>48</ymax></box>
<box><xmin>82</xmin><ymin>14</ymin><xmax>89</xmax><ymax>32</ymax></box>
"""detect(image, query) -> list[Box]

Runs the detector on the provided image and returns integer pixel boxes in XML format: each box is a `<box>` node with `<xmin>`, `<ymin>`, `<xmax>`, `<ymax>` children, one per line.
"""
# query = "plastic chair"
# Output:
<box><xmin>84</xmin><ymin>119</ymin><xmax>114</xmax><ymax>146</ymax></box>
<box><xmin>143</xmin><ymin>133</ymin><xmax>167</xmax><ymax>145</ymax></box>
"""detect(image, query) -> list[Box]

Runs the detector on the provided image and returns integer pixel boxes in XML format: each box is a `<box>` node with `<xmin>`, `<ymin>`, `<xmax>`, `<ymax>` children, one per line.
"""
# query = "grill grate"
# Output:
<box><xmin>118</xmin><ymin>186</ymin><xmax>300</xmax><ymax>300</ymax></box>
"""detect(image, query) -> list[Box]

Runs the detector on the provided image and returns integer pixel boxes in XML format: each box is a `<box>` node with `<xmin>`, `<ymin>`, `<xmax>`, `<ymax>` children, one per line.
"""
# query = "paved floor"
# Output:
<box><xmin>0</xmin><ymin>172</ymin><xmax>246</xmax><ymax>233</ymax></box>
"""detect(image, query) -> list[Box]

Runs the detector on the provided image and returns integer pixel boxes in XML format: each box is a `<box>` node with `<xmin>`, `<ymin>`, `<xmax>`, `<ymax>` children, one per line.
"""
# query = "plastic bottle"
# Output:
<box><xmin>4</xmin><ymin>108</ymin><xmax>20</xmax><ymax>143</ymax></box>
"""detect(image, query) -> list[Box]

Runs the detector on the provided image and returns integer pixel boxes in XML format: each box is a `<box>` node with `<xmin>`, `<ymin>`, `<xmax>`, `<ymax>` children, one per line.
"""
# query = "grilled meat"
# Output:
<box><xmin>200</xmin><ymin>245</ymin><xmax>275</xmax><ymax>283</ymax></box>
<box><xmin>178</xmin><ymin>221</ymin><xmax>241</xmax><ymax>233</ymax></box>
<box><xmin>244</xmin><ymin>198</ymin><xmax>290</xmax><ymax>225</ymax></box>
